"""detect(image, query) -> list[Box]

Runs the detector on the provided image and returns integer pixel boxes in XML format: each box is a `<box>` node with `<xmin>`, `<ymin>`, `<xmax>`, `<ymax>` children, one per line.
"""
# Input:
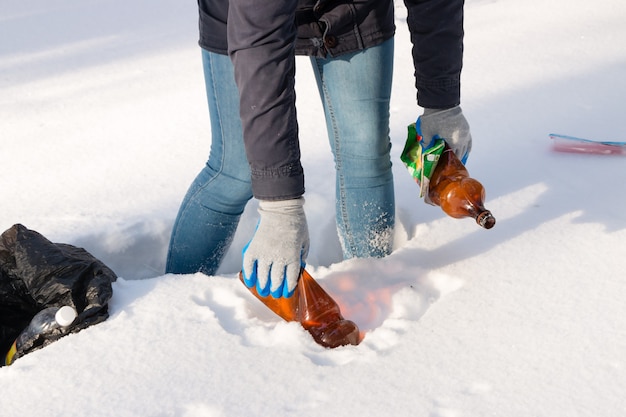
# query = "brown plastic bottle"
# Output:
<box><xmin>428</xmin><ymin>144</ymin><xmax>496</xmax><ymax>229</ymax></box>
<box><xmin>239</xmin><ymin>269</ymin><xmax>361</xmax><ymax>348</ymax></box>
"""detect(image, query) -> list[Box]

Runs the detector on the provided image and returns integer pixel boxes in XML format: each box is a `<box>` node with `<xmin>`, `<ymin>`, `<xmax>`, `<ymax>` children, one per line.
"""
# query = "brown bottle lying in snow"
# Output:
<box><xmin>239</xmin><ymin>268</ymin><xmax>361</xmax><ymax>348</ymax></box>
<box><xmin>428</xmin><ymin>144</ymin><xmax>496</xmax><ymax>229</ymax></box>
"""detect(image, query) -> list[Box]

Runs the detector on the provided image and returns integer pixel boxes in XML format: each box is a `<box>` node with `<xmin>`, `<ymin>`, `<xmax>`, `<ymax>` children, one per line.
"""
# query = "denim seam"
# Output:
<box><xmin>314</xmin><ymin>59</ymin><xmax>356</xmax><ymax>257</ymax></box>
<box><xmin>197</xmin><ymin>58</ymin><xmax>250</xmax><ymax>212</ymax></box>
<box><xmin>168</xmin><ymin>53</ymin><xmax>229</xmax><ymax>267</ymax></box>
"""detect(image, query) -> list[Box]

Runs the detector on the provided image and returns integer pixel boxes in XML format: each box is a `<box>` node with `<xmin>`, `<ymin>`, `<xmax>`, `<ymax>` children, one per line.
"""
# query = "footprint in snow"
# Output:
<box><xmin>190</xmin><ymin>260</ymin><xmax>464</xmax><ymax>364</ymax></box>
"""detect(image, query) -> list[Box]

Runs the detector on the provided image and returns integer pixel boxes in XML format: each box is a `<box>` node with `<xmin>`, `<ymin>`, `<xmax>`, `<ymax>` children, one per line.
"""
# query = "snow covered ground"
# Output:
<box><xmin>1</xmin><ymin>0</ymin><xmax>626</xmax><ymax>416</ymax></box>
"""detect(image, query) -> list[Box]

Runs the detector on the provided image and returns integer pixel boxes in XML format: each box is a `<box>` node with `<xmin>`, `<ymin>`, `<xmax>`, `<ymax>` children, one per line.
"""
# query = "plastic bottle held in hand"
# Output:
<box><xmin>4</xmin><ymin>305</ymin><xmax>77</xmax><ymax>366</ymax></box>
<box><xmin>428</xmin><ymin>144</ymin><xmax>496</xmax><ymax>229</ymax></box>
<box><xmin>239</xmin><ymin>269</ymin><xmax>361</xmax><ymax>348</ymax></box>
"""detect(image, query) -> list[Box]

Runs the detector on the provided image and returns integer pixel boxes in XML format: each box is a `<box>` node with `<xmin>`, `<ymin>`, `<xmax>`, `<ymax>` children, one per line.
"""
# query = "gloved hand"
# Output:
<box><xmin>242</xmin><ymin>197</ymin><xmax>309</xmax><ymax>298</ymax></box>
<box><xmin>417</xmin><ymin>106</ymin><xmax>473</xmax><ymax>164</ymax></box>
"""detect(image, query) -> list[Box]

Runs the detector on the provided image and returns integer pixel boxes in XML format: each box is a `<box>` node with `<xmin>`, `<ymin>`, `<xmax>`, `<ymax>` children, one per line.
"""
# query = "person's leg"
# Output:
<box><xmin>310</xmin><ymin>38</ymin><xmax>395</xmax><ymax>259</ymax></box>
<box><xmin>166</xmin><ymin>49</ymin><xmax>252</xmax><ymax>275</ymax></box>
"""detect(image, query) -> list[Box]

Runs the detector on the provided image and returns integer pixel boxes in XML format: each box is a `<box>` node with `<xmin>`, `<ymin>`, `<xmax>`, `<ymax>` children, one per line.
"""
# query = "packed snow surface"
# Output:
<box><xmin>1</xmin><ymin>0</ymin><xmax>625</xmax><ymax>416</ymax></box>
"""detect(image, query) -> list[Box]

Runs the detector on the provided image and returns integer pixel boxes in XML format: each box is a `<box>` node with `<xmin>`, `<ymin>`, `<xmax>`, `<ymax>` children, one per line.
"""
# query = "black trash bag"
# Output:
<box><xmin>0</xmin><ymin>224</ymin><xmax>117</xmax><ymax>365</ymax></box>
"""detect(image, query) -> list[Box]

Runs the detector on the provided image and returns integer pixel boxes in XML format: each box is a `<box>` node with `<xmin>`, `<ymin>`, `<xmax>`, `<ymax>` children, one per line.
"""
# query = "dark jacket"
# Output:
<box><xmin>199</xmin><ymin>0</ymin><xmax>395</xmax><ymax>58</ymax></box>
<box><xmin>198</xmin><ymin>0</ymin><xmax>463</xmax><ymax>200</ymax></box>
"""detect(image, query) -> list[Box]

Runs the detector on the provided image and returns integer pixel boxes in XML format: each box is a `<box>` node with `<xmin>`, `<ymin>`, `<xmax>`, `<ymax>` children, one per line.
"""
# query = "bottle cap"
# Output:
<box><xmin>55</xmin><ymin>306</ymin><xmax>77</xmax><ymax>327</ymax></box>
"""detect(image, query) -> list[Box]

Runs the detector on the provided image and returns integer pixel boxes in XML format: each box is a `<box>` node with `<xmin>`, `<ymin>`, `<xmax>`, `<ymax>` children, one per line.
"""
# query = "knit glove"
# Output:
<box><xmin>417</xmin><ymin>106</ymin><xmax>472</xmax><ymax>164</ymax></box>
<box><xmin>242</xmin><ymin>197</ymin><xmax>309</xmax><ymax>298</ymax></box>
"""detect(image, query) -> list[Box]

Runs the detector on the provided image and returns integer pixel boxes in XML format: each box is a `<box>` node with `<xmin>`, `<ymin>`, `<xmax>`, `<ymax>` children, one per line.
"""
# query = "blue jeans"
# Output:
<box><xmin>166</xmin><ymin>39</ymin><xmax>395</xmax><ymax>274</ymax></box>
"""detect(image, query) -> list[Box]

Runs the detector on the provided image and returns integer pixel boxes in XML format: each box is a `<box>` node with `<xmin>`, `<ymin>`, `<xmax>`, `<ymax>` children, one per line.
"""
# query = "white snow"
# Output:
<box><xmin>1</xmin><ymin>0</ymin><xmax>626</xmax><ymax>416</ymax></box>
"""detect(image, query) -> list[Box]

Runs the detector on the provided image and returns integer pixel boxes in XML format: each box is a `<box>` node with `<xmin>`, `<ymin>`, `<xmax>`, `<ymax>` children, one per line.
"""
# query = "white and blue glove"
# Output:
<box><xmin>242</xmin><ymin>197</ymin><xmax>309</xmax><ymax>298</ymax></box>
<box><xmin>417</xmin><ymin>106</ymin><xmax>473</xmax><ymax>164</ymax></box>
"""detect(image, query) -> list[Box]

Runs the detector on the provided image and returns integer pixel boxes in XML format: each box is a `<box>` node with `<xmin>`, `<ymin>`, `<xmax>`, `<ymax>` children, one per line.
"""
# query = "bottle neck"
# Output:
<box><xmin>476</xmin><ymin>210</ymin><xmax>496</xmax><ymax>229</ymax></box>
